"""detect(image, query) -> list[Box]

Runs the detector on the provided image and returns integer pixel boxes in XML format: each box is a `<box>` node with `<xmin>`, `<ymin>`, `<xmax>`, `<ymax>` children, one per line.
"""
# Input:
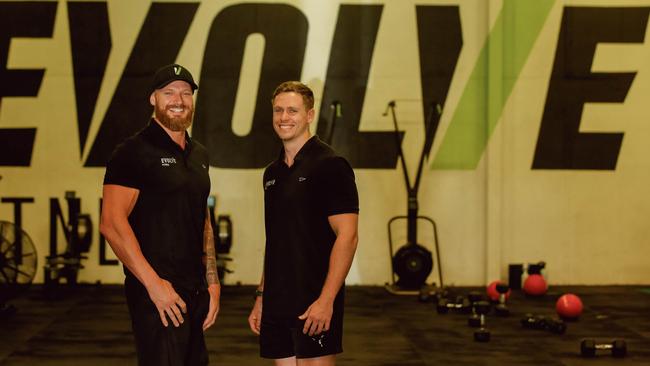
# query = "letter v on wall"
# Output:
<box><xmin>431</xmin><ymin>0</ymin><xmax>555</xmax><ymax>170</ymax></box>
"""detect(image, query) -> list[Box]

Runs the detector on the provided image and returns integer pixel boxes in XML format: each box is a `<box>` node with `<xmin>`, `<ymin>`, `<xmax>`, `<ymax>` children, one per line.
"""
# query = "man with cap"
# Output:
<box><xmin>100</xmin><ymin>63</ymin><xmax>219</xmax><ymax>366</ymax></box>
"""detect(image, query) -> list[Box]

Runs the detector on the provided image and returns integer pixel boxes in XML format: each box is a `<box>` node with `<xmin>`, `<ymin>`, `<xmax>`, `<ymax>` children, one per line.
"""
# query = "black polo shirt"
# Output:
<box><xmin>262</xmin><ymin>136</ymin><xmax>359</xmax><ymax>320</ymax></box>
<box><xmin>103</xmin><ymin>119</ymin><xmax>210</xmax><ymax>291</ymax></box>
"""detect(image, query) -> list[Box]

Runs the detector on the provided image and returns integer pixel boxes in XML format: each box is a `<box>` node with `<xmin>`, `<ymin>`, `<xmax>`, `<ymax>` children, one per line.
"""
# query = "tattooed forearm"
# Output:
<box><xmin>204</xmin><ymin>211</ymin><xmax>220</xmax><ymax>285</ymax></box>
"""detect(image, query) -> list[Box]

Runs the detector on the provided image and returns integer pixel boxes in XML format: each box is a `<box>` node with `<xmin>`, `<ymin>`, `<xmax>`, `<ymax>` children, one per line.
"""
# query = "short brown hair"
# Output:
<box><xmin>271</xmin><ymin>81</ymin><xmax>314</xmax><ymax>110</ymax></box>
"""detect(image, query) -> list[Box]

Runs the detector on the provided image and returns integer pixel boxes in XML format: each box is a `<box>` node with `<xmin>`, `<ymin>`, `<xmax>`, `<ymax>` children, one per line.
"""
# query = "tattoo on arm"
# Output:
<box><xmin>204</xmin><ymin>210</ymin><xmax>220</xmax><ymax>285</ymax></box>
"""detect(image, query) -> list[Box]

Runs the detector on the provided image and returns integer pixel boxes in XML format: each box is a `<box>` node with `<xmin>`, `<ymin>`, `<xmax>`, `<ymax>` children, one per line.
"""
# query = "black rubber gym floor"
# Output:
<box><xmin>1</xmin><ymin>285</ymin><xmax>649</xmax><ymax>365</ymax></box>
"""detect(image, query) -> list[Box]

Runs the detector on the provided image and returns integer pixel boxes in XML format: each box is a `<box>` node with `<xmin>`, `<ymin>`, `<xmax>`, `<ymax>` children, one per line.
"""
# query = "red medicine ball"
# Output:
<box><xmin>523</xmin><ymin>274</ymin><xmax>547</xmax><ymax>296</ymax></box>
<box><xmin>486</xmin><ymin>280</ymin><xmax>511</xmax><ymax>302</ymax></box>
<box><xmin>556</xmin><ymin>293</ymin><xmax>583</xmax><ymax>319</ymax></box>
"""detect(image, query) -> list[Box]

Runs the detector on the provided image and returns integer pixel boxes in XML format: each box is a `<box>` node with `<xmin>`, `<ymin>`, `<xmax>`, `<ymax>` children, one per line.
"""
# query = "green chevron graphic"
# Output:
<box><xmin>432</xmin><ymin>0</ymin><xmax>555</xmax><ymax>169</ymax></box>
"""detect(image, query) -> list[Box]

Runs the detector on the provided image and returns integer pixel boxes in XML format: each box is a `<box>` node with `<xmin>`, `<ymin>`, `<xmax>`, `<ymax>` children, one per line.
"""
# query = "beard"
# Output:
<box><xmin>155</xmin><ymin>104</ymin><xmax>194</xmax><ymax>132</ymax></box>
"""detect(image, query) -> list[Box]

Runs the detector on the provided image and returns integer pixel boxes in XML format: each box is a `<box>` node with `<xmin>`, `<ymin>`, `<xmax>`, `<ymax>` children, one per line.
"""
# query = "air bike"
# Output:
<box><xmin>0</xmin><ymin>220</ymin><xmax>37</xmax><ymax>319</ymax></box>
<box><xmin>384</xmin><ymin>100</ymin><xmax>443</xmax><ymax>295</ymax></box>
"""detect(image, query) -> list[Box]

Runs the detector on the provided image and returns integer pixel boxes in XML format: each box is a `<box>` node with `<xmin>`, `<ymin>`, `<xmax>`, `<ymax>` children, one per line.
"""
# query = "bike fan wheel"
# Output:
<box><xmin>392</xmin><ymin>243</ymin><xmax>433</xmax><ymax>290</ymax></box>
<box><xmin>0</xmin><ymin>221</ymin><xmax>38</xmax><ymax>303</ymax></box>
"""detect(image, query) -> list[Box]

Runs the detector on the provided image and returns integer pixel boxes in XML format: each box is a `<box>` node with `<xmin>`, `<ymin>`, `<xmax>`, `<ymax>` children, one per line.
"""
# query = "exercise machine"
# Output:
<box><xmin>207</xmin><ymin>195</ymin><xmax>234</xmax><ymax>283</ymax></box>
<box><xmin>384</xmin><ymin>100</ymin><xmax>443</xmax><ymax>294</ymax></box>
<box><xmin>0</xmin><ymin>220</ymin><xmax>37</xmax><ymax>318</ymax></box>
<box><xmin>323</xmin><ymin>100</ymin><xmax>341</xmax><ymax>145</ymax></box>
<box><xmin>44</xmin><ymin>191</ymin><xmax>93</xmax><ymax>297</ymax></box>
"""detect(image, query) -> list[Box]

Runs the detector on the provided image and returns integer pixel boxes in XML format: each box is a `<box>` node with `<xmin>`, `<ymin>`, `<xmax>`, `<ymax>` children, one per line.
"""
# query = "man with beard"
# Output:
<box><xmin>100</xmin><ymin>64</ymin><xmax>219</xmax><ymax>366</ymax></box>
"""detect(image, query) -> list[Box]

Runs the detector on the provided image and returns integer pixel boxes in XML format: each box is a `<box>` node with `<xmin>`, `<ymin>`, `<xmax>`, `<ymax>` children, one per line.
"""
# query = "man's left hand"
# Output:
<box><xmin>298</xmin><ymin>297</ymin><xmax>333</xmax><ymax>336</ymax></box>
<box><xmin>203</xmin><ymin>283</ymin><xmax>220</xmax><ymax>331</ymax></box>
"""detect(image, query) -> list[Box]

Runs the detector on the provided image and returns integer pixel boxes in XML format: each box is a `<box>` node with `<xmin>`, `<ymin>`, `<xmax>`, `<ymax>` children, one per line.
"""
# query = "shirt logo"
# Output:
<box><xmin>160</xmin><ymin>157</ymin><xmax>177</xmax><ymax>166</ymax></box>
<box><xmin>264</xmin><ymin>179</ymin><xmax>276</xmax><ymax>190</ymax></box>
<box><xmin>298</xmin><ymin>177</ymin><xmax>307</xmax><ymax>182</ymax></box>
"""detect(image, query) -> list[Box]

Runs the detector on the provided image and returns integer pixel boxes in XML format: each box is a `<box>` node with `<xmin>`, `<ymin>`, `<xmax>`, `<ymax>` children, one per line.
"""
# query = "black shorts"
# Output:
<box><xmin>124</xmin><ymin>278</ymin><xmax>210</xmax><ymax>366</ymax></box>
<box><xmin>259</xmin><ymin>313</ymin><xmax>343</xmax><ymax>359</ymax></box>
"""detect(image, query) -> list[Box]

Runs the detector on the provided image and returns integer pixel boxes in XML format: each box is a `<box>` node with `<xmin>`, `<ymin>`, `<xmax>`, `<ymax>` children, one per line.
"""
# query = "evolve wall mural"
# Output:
<box><xmin>1</xmin><ymin>0</ymin><xmax>649</xmax><ymax>285</ymax></box>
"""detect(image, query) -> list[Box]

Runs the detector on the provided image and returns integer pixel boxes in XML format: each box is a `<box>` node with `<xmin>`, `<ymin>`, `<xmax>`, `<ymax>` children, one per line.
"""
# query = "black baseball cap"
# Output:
<box><xmin>151</xmin><ymin>63</ymin><xmax>198</xmax><ymax>92</ymax></box>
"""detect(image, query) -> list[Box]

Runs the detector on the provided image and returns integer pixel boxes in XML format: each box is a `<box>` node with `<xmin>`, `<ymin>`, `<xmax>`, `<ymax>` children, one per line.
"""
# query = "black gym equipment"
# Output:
<box><xmin>437</xmin><ymin>295</ymin><xmax>471</xmax><ymax>314</ymax></box>
<box><xmin>508</xmin><ymin>264</ymin><xmax>524</xmax><ymax>289</ymax></box>
<box><xmin>467</xmin><ymin>291</ymin><xmax>485</xmax><ymax>327</ymax></box>
<box><xmin>207</xmin><ymin>195</ymin><xmax>234</xmax><ymax>282</ymax></box>
<box><xmin>508</xmin><ymin>261</ymin><xmax>546</xmax><ymax>289</ymax></box>
<box><xmin>494</xmin><ymin>283</ymin><xmax>510</xmax><ymax>316</ymax></box>
<box><xmin>323</xmin><ymin>100</ymin><xmax>341</xmax><ymax>145</ymax></box>
<box><xmin>473</xmin><ymin>301</ymin><xmax>491</xmax><ymax>342</ymax></box>
<box><xmin>527</xmin><ymin>261</ymin><xmax>546</xmax><ymax>275</ymax></box>
<box><xmin>0</xmin><ymin>220</ymin><xmax>37</xmax><ymax>319</ymax></box>
<box><xmin>384</xmin><ymin>100</ymin><xmax>443</xmax><ymax>293</ymax></box>
<box><xmin>417</xmin><ymin>286</ymin><xmax>434</xmax><ymax>303</ymax></box>
<box><xmin>44</xmin><ymin>191</ymin><xmax>93</xmax><ymax>297</ymax></box>
<box><xmin>580</xmin><ymin>339</ymin><xmax>627</xmax><ymax>358</ymax></box>
<box><xmin>418</xmin><ymin>286</ymin><xmax>449</xmax><ymax>303</ymax></box>
<box><xmin>521</xmin><ymin>313</ymin><xmax>567</xmax><ymax>334</ymax></box>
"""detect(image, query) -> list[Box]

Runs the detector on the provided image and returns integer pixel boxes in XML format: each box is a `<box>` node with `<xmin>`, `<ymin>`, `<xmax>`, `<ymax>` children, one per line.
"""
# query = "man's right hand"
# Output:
<box><xmin>248</xmin><ymin>296</ymin><xmax>262</xmax><ymax>335</ymax></box>
<box><xmin>146</xmin><ymin>278</ymin><xmax>187</xmax><ymax>327</ymax></box>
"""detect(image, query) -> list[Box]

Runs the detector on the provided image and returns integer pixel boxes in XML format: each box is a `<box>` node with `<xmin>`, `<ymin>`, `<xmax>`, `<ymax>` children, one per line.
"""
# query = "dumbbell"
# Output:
<box><xmin>494</xmin><ymin>283</ymin><xmax>510</xmax><ymax>316</ymax></box>
<box><xmin>473</xmin><ymin>301</ymin><xmax>491</xmax><ymax>342</ymax></box>
<box><xmin>467</xmin><ymin>292</ymin><xmax>485</xmax><ymax>327</ymax></box>
<box><xmin>521</xmin><ymin>313</ymin><xmax>566</xmax><ymax>334</ymax></box>
<box><xmin>418</xmin><ymin>287</ymin><xmax>447</xmax><ymax>303</ymax></box>
<box><xmin>418</xmin><ymin>287</ymin><xmax>434</xmax><ymax>303</ymax></box>
<box><xmin>437</xmin><ymin>295</ymin><xmax>471</xmax><ymax>314</ymax></box>
<box><xmin>580</xmin><ymin>339</ymin><xmax>627</xmax><ymax>358</ymax></box>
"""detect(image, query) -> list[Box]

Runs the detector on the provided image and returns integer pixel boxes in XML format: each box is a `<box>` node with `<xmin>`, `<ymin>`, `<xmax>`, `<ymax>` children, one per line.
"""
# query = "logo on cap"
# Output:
<box><xmin>152</xmin><ymin>63</ymin><xmax>198</xmax><ymax>91</ymax></box>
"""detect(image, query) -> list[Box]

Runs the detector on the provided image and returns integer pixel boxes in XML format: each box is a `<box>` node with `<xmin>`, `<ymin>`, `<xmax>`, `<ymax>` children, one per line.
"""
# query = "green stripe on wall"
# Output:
<box><xmin>432</xmin><ymin>0</ymin><xmax>555</xmax><ymax>169</ymax></box>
